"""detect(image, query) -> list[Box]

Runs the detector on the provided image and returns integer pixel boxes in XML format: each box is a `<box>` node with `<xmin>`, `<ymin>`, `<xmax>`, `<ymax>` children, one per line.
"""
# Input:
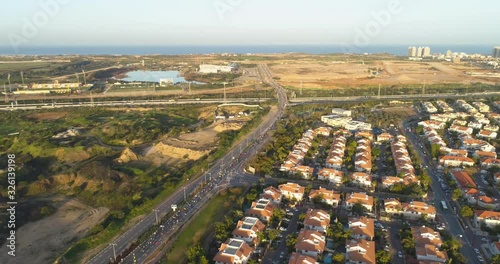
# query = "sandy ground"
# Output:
<box><xmin>0</xmin><ymin>198</ymin><xmax>108</xmax><ymax>264</ymax></box>
<box><xmin>270</xmin><ymin>59</ymin><xmax>498</xmax><ymax>88</ymax></box>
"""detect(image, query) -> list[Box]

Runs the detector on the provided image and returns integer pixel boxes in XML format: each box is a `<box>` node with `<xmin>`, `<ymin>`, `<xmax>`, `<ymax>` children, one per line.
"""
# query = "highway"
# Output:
<box><xmin>86</xmin><ymin>64</ymin><xmax>286</xmax><ymax>264</ymax></box>
<box><xmin>0</xmin><ymin>98</ymin><xmax>271</xmax><ymax>111</ymax></box>
<box><xmin>289</xmin><ymin>91</ymin><xmax>500</xmax><ymax>104</ymax></box>
<box><xmin>402</xmin><ymin>119</ymin><xmax>483</xmax><ymax>264</ymax></box>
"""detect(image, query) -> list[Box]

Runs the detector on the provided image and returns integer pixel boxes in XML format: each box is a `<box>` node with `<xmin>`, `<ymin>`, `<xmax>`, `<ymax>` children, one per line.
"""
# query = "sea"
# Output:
<box><xmin>0</xmin><ymin>44</ymin><xmax>495</xmax><ymax>56</ymax></box>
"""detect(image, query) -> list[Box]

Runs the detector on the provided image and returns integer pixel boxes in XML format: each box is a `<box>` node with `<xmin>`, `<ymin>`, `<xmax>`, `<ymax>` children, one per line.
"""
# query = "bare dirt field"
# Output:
<box><xmin>143</xmin><ymin>118</ymin><xmax>247</xmax><ymax>165</ymax></box>
<box><xmin>1</xmin><ymin>198</ymin><xmax>108</xmax><ymax>264</ymax></box>
<box><xmin>269</xmin><ymin>59</ymin><xmax>498</xmax><ymax>88</ymax></box>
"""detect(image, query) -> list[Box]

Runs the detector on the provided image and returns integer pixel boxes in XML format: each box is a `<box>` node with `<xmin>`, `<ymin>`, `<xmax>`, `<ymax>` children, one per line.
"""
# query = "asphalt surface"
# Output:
<box><xmin>403</xmin><ymin>119</ymin><xmax>485</xmax><ymax>264</ymax></box>
<box><xmin>0</xmin><ymin>98</ymin><xmax>271</xmax><ymax>111</ymax></box>
<box><xmin>86</xmin><ymin>64</ymin><xmax>287</xmax><ymax>264</ymax></box>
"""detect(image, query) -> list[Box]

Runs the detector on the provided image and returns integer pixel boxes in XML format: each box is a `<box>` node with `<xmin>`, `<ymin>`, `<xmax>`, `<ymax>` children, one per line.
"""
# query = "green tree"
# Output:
<box><xmin>442</xmin><ymin>237</ymin><xmax>461</xmax><ymax>252</ymax></box>
<box><xmin>431</xmin><ymin>144</ymin><xmax>441</xmax><ymax>159</ymax></box>
<box><xmin>491</xmin><ymin>254</ymin><xmax>500</xmax><ymax>264</ymax></box>
<box><xmin>352</xmin><ymin>202</ymin><xmax>365</xmax><ymax>216</ymax></box>
<box><xmin>267</xmin><ymin>229</ymin><xmax>280</xmax><ymax>242</ymax></box>
<box><xmin>376</xmin><ymin>250</ymin><xmax>392</xmax><ymax>264</ymax></box>
<box><xmin>285</xmin><ymin>233</ymin><xmax>298</xmax><ymax>252</ymax></box>
<box><xmin>460</xmin><ymin>206</ymin><xmax>474</xmax><ymax>218</ymax></box>
<box><xmin>332</xmin><ymin>253</ymin><xmax>345</xmax><ymax>264</ymax></box>
<box><xmin>298</xmin><ymin>213</ymin><xmax>307</xmax><ymax>221</ymax></box>
<box><xmin>312</xmin><ymin>193</ymin><xmax>325</xmax><ymax>205</ymax></box>
<box><xmin>452</xmin><ymin>189</ymin><xmax>463</xmax><ymax>201</ymax></box>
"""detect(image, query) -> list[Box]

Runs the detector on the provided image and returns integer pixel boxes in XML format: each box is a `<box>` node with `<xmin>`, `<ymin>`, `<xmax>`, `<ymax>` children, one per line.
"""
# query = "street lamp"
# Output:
<box><xmin>153</xmin><ymin>209</ymin><xmax>159</xmax><ymax>225</ymax></box>
<box><xmin>110</xmin><ymin>243</ymin><xmax>117</xmax><ymax>262</ymax></box>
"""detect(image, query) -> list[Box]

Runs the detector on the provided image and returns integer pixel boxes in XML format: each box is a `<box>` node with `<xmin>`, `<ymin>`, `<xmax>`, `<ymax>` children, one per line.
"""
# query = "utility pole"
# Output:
<box><xmin>422</xmin><ymin>79</ymin><xmax>426</xmax><ymax>95</ymax></box>
<box><xmin>378</xmin><ymin>84</ymin><xmax>381</xmax><ymax>99</ymax></box>
<box><xmin>110</xmin><ymin>243</ymin><xmax>117</xmax><ymax>262</ymax></box>
<box><xmin>20</xmin><ymin>71</ymin><xmax>24</xmax><ymax>86</ymax></box>
<box><xmin>82</xmin><ymin>70</ymin><xmax>86</xmax><ymax>85</ymax></box>
<box><xmin>7</xmin><ymin>73</ymin><xmax>11</xmax><ymax>92</ymax></box>
<box><xmin>183</xmin><ymin>187</ymin><xmax>187</xmax><ymax>201</ymax></box>
<box><xmin>300</xmin><ymin>81</ymin><xmax>303</xmax><ymax>96</ymax></box>
<box><xmin>153</xmin><ymin>209</ymin><xmax>159</xmax><ymax>225</ymax></box>
<box><xmin>222</xmin><ymin>82</ymin><xmax>228</xmax><ymax>102</ymax></box>
<box><xmin>90</xmin><ymin>92</ymin><xmax>94</xmax><ymax>107</ymax></box>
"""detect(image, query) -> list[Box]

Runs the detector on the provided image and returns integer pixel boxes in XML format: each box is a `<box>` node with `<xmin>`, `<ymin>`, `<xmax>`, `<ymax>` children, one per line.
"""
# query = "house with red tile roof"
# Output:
<box><xmin>288</xmin><ymin>252</ymin><xmax>317</xmax><ymax>264</ymax></box>
<box><xmin>317</xmin><ymin>168</ymin><xmax>343</xmax><ymax>185</ymax></box>
<box><xmin>260</xmin><ymin>186</ymin><xmax>282</xmax><ymax>204</ymax></box>
<box><xmin>450</xmin><ymin>170</ymin><xmax>476</xmax><ymax>189</ymax></box>
<box><xmin>449</xmin><ymin>125</ymin><xmax>473</xmax><ymax>135</ymax></box>
<box><xmin>411</xmin><ymin>226</ymin><xmax>448</xmax><ymax>263</ymax></box>
<box><xmin>400</xmin><ymin>201</ymin><xmax>437</xmax><ymax>221</ymax></box>
<box><xmin>232</xmin><ymin>217</ymin><xmax>265</xmax><ymax>246</ymax></box>
<box><xmin>474</xmin><ymin>150</ymin><xmax>497</xmax><ymax>160</ymax></box>
<box><xmin>213</xmin><ymin>238</ymin><xmax>253</xmax><ymax>264</ymax></box>
<box><xmin>345</xmin><ymin>192</ymin><xmax>374</xmax><ymax>212</ymax></box>
<box><xmin>381</xmin><ymin>176</ymin><xmax>405</xmax><ymax>188</ymax></box>
<box><xmin>245</xmin><ymin>199</ymin><xmax>275</xmax><ymax>223</ymax></box>
<box><xmin>474</xmin><ymin>210</ymin><xmax>500</xmax><ymax>228</ymax></box>
<box><xmin>348</xmin><ymin>216</ymin><xmax>375</xmax><ymax>240</ymax></box>
<box><xmin>303</xmin><ymin>209</ymin><xmax>331</xmax><ymax>234</ymax></box>
<box><xmin>384</xmin><ymin>198</ymin><xmax>402</xmax><ymax>214</ymax></box>
<box><xmin>439</xmin><ymin>156</ymin><xmax>474</xmax><ymax>167</ymax></box>
<box><xmin>477</xmin><ymin>130</ymin><xmax>497</xmax><ymax>139</ymax></box>
<box><xmin>377</xmin><ymin>133</ymin><xmax>394</xmax><ymax>142</ymax></box>
<box><xmin>481</xmin><ymin>158</ymin><xmax>500</xmax><ymax>168</ymax></box>
<box><xmin>279</xmin><ymin>182</ymin><xmax>305</xmax><ymax>201</ymax></box>
<box><xmin>314</xmin><ymin>127</ymin><xmax>332</xmax><ymax>137</ymax></box>
<box><xmin>295</xmin><ymin>230</ymin><xmax>326</xmax><ymax>259</ymax></box>
<box><xmin>350</xmin><ymin>172</ymin><xmax>372</xmax><ymax>189</ymax></box>
<box><xmin>345</xmin><ymin>239</ymin><xmax>376</xmax><ymax>264</ymax></box>
<box><xmin>308</xmin><ymin>187</ymin><xmax>341</xmax><ymax>207</ymax></box>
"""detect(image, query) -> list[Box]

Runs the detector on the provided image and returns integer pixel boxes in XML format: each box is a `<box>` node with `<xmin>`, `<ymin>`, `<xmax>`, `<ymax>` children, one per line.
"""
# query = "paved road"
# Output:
<box><xmin>290</xmin><ymin>91</ymin><xmax>500</xmax><ymax>104</ymax></box>
<box><xmin>86</xmin><ymin>64</ymin><xmax>287</xmax><ymax>264</ymax></box>
<box><xmin>0</xmin><ymin>98</ymin><xmax>271</xmax><ymax>111</ymax></box>
<box><xmin>402</xmin><ymin>120</ymin><xmax>483</xmax><ymax>264</ymax></box>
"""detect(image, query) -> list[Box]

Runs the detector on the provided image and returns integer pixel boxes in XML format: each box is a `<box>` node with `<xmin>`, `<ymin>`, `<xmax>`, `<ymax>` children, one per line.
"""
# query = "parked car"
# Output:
<box><xmin>477</xmin><ymin>255</ymin><xmax>484</xmax><ymax>262</ymax></box>
<box><xmin>474</xmin><ymin>248</ymin><xmax>480</xmax><ymax>254</ymax></box>
<box><xmin>398</xmin><ymin>251</ymin><xmax>403</xmax><ymax>258</ymax></box>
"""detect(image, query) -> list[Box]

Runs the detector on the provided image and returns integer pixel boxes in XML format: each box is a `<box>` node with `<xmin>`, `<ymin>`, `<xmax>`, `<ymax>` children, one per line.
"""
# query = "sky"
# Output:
<box><xmin>1</xmin><ymin>0</ymin><xmax>500</xmax><ymax>47</ymax></box>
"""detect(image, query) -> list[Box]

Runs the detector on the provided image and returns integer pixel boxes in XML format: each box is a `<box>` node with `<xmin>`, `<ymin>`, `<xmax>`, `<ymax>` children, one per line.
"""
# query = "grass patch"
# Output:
<box><xmin>162</xmin><ymin>193</ymin><xmax>233</xmax><ymax>264</ymax></box>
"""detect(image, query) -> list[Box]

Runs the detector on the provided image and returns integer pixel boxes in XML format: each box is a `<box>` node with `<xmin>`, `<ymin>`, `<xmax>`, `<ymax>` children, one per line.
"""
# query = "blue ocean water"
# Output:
<box><xmin>0</xmin><ymin>44</ymin><xmax>495</xmax><ymax>56</ymax></box>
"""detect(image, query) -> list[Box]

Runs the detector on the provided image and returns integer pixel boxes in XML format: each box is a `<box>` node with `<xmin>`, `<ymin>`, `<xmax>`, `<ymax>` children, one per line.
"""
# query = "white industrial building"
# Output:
<box><xmin>199</xmin><ymin>64</ymin><xmax>237</xmax><ymax>74</ymax></box>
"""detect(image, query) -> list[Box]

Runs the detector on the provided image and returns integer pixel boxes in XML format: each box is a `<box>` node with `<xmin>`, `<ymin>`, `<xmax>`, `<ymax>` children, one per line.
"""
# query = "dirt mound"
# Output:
<box><xmin>55</xmin><ymin>148</ymin><xmax>90</xmax><ymax>163</ymax></box>
<box><xmin>144</xmin><ymin>142</ymin><xmax>209</xmax><ymax>161</ymax></box>
<box><xmin>115</xmin><ymin>148</ymin><xmax>140</xmax><ymax>163</ymax></box>
<box><xmin>213</xmin><ymin>122</ymin><xmax>245</xmax><ymax>132</ymax></box>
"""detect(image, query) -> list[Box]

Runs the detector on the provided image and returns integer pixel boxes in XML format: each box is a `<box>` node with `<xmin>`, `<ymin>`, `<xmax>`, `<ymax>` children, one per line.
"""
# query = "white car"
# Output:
<box><xmin>477</xmin><ymin>255</ymin><xmax>484</xmax><ymax>262</ymax></box>
<box><xmin>474</xmin><ymin>248</ymin><xmax>480</xmax><ymax>254</ymax></box>
<box><xmin>398</xmin><ymin>251</ymin><xmax>403</xmax><ymax>258</ymax></box>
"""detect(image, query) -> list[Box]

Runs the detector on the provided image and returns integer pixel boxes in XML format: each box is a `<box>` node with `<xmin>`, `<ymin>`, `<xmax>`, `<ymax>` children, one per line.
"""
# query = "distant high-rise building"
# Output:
<box><xmin>408</xmin><ymin>46</ymin><xmax>417</xmax><ymax>57</ymax></box>
<box><xmin>417</xmin><ymin>47</ymin><xmax>424</xmax><ymax>57</ymax></box>
<box><xmin>493</xmin><ymin>47</ymin><xmax>500</xmax><ymax>58</ymax></box>
<box><xmin>423</xmin><ymin>47</ymin><xmax>431</xmax><ymax>57</ymax></box>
